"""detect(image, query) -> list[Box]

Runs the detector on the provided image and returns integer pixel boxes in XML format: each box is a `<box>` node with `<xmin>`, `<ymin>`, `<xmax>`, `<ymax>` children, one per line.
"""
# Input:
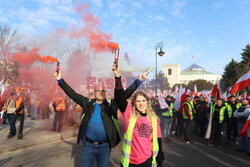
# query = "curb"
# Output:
<box><xmin>0</xmin><ymin>133</ymin><xmax>76</xmax><ymax>154</ymax></box>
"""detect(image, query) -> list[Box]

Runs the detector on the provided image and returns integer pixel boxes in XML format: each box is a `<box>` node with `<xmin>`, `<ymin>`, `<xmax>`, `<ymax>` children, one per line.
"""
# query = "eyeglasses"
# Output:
<box><xmin>94</xmin><ymin>90</ymin><xmax>106</xmax><ymax>93</ymax></box>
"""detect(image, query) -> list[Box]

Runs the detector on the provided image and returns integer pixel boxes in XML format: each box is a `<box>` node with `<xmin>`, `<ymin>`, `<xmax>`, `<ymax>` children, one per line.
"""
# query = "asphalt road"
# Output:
<box><xmin>0</xmin><ymin>133</ymin><xmax>249</xmax><ymax>167</ymax></box>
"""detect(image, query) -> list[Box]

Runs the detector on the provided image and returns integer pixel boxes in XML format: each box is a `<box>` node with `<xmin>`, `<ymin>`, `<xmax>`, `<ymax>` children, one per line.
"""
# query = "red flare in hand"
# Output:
<box><xmin>56</xmin><ymin>62</ymin><xmax>60</xmax><ymax>72</ymax></box>
<box><xmin>114</xmin><ymin>48</ymin><xmax>119</xmax><ymax>66</ymax></box>
<box><xmin>115</xmin><ymin>49</ymin><xmax>119</xmax><ymax>61</ymax></box>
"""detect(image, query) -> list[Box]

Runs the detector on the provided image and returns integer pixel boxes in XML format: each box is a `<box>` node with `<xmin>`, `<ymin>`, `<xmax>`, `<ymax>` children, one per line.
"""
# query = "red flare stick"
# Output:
<box><xmin>114</xmin><ymin>49</ymin><xmax>119</xmax><ymax>66</ymax></box>
<box><xmin>56</xmin><ymin>62</ymin><xmax>60</xmax><ymax>72</ymax></box>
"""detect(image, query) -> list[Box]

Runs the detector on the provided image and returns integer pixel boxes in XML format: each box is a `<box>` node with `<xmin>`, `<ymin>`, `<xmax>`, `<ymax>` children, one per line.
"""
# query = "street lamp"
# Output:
<box><xmin>155</xmin><ymin>42</ymin><xmax>165</xmax><ymax>94</ymax></box>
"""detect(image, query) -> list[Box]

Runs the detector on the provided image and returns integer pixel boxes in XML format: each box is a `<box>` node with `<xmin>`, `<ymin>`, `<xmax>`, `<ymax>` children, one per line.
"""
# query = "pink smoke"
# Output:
<box><xmin>70</xmin><ymin>2</ymin><xmax>119</xmax><ymax>52</ymax></box>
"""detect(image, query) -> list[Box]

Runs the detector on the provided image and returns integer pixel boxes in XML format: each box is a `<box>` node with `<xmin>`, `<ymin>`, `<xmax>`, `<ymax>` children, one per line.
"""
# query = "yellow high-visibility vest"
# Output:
<box><xmin>182</xmin><ymin>102</ymin><xmax>193</xmax><ymax>119</ymax></box>
<box><xmin>224</xmin><ymin>102</ymin><xmax>242</xmax><ymax>118</ymax></box>
<box><xmin>121</xmin><ymin>116</ymin><xmax>159</xmax><ymax>167</ymax></box>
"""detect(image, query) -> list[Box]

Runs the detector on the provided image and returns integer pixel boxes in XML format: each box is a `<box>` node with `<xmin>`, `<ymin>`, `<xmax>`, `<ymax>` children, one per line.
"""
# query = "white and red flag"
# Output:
<box><xmin>1</xmin><ymin>83</ymin><xmax>7</xmax><ymax>107</ymax></box>
<box><xmin>169</xmin><ymin>89</ymin><xmax>173</xmax><ymax>96</ymax></box>
<box><xmin>240</xmin><ymin>92</ymin><xmax>247</xmax><ymax>99</ymax></box>
<box><xmin>157</xmin><ymin>89</ymin><xmax>169</xmax><ymax>109</ymax></box>
<box><xmin>162</xmin><ymin>89</ymin><xmax>167</xmax><ymax>97</ymax></box>
<box><xmin>238</xmin><ymin>114</ymin><xmax>250</xmax><ymax>137</ymax></box>
<box><xmin>236</xmin><ymin>92</ymin><xmax>240</xmax><ymax>100</ymax></box>
<box><xmin>211</xmin><ymin>79</ymin><xmax>221</xmax><ymax>99</ymax></box>
<box><xmin>173</xmin><ymin>86</ymin><xmax>186</xmax><ymax>112</ymax></box>
<box><xmin>0</xmin><ymin>110</ymin><xmax>4</xmax><ymax>124</ymax></box>
<box><xmin>230</xmin><ymin>71</ymin><xmax>250</xmax><ymax>94</ymax></box>
<box><xmin>201</xmin><ymin>90</ymin><xmax>211</xmax><ymax>104</ymax></box>
<box><xmin>205</xmin><ymin>108</ymin><xmax>213</xmax><ymax>141</ymax></box>
<box><xmin>174</xmin><ymin>86</ymin><xmax>179</xmax><ymax>98</ymax></box>
<box><xmin>193</xmin><ymin>84</ymin><xmax>198</xmax><ymax>97</ymax></box>
<box><xmin>187</xmin><ymin>89</ymin><xmax>192</xmax><ymax>96</ymax></box>
<box><xmin>205</xmin><ymin>88</ymin><xmax>215</xmax><ymax>141</ymax></box>
<box><xmin>221</xmin><ymin>92</ymin><xmax>228</xmax><ymax>100</ymax></box>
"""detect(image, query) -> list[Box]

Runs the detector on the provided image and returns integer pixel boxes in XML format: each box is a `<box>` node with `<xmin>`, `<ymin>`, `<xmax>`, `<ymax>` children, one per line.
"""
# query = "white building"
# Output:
<box><xmin>162</xmin><ymin>63</ymin><xmax>222</xmax><ymax>87</ymax></box>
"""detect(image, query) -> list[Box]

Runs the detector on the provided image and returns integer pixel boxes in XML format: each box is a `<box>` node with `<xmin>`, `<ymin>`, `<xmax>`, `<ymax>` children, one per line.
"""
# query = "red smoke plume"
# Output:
<box><xmin>12</xmin><ymin>47</ymin><xmax>59</xmax><ymax>66</ymax></box>
<box><xmin>70</xmin><ymin>2</ymin><xmax>119</xmax><ymax>52</ymax></box>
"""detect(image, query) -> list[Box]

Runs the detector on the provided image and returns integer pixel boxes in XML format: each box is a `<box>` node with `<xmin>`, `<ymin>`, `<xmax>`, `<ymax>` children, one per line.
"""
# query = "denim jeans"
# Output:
<box><xmin>81</xmin><ymin>138</ymin><xmax>111</xmax><ymax>167</ymax></box>
<box><xmin>31</xmin><ymin>103</ymin><xmax>37</xmax><ymax>119</ymax></box>
<box><xmin>7</xmin><ymin>114</ymin><xmax>17</xmax><ymax>135</ymax></box>
<box><xmin>160</xmin><ymin>117</ymin><xmax>173</xmax><ymax>138</ymax></box>
<box><xmin>238</xmin><ymin>122</ymin><xmax>250</xmax><ymax>153</ymax></box>
<box><xmin>53</xmin><ymin>112</ymin><xmax>64</xmax><ymax>131</ymax></box>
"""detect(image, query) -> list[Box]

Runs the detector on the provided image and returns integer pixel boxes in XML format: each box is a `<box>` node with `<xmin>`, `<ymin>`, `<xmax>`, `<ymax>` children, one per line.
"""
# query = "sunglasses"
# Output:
<box><xmin>94</xmin><ymin>90</ymin><xmax>106</xmax><ymax>93</ymax></box>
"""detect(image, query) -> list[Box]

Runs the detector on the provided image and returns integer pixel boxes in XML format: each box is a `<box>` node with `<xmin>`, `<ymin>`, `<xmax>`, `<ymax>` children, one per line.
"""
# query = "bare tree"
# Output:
<box><xmin>0</xmin><ymin>22</ymin><xmax>20</xmax><ymax>79</ymax></box>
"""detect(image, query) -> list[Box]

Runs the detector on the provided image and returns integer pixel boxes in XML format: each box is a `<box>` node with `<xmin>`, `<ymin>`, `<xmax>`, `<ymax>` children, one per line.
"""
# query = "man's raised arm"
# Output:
<box><xmin>54</xmin><ymin>71</ymin><xmax>88</xmax><ymax>106</ymax></box>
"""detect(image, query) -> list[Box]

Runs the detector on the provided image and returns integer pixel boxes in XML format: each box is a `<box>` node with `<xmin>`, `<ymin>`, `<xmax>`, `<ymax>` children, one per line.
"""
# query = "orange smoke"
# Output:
<box><xmin>12</xmin><ymin>47</ymin><xmax>59</xmax><ymax>66</ymax></box>
<box><xmin>70</xmin><ymin>2</ymin><xmax>119</xmax><ymax>52</ymax></box>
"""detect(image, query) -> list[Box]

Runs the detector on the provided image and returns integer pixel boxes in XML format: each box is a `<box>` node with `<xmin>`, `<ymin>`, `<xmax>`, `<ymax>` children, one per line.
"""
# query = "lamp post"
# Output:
<box><xmin>155</xmin><ymin>42</ymin><xmax>165</xmax><ymax>94</ymax></box>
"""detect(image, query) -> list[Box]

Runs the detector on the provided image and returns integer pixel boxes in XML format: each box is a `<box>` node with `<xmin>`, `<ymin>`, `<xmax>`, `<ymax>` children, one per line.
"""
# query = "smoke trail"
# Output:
<box><xmin>5</xmin><ymin>1</ymin><xmax>151</xmax><ymax>104</ymax></box>
<box><xmin>12</xmin><ymin>47</ymin><xmax>59</xmax><ymax>66</ymax></box>
<box><xmin>70</xmin><ymin>2</ymin><xmax>119</xmax><ymax>53</ymax></box>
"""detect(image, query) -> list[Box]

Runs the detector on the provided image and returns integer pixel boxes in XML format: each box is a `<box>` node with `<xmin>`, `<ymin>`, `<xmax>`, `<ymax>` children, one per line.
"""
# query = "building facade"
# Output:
<box><xmin>162</xmin><ymin>63</ymin><xmax>222</xmax><ymax>87</ymax></box>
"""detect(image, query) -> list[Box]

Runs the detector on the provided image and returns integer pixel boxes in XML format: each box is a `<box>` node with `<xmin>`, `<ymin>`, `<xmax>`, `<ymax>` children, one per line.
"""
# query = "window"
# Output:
<box><xmin>168</xmin><ymin>68</ymin><xmax>172</xmax><ymax>75</ymax></box>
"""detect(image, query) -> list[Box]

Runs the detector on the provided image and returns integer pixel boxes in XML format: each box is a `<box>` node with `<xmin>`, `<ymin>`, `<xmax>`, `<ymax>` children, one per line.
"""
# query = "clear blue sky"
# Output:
<box><xmin>1</xmin><ymin>0</ymin><xmax>250</xmax><ymax>76</ymax></box>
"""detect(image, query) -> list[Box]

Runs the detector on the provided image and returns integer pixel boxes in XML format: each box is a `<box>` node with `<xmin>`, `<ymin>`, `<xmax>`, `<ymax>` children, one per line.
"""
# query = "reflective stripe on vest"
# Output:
<box><xmin>210</xmin><ymin>103</ymin><xmax>216</xmax><ymax>109</ymax></box>
<box><xmin>191</xmin><ymin>100</ymin><xmax>194</xmax><ymax>108</ymax></box>
<box><xmin>16</xmin><ymin>87</ymin><xmax>20</xmax><ymax>93</ymax></box>
<box><xmin>121</xmin><ymin>116</ymin><xmax>159</xmax><ymax>167</ymax></box>
<box><xmin>219</xmin><ymin>107</ymin><xmax>226</xmax><ymax>123</ymax></box>
<box><xmin>16</xmin><ymin>98</ymin><xmax>23</xmax><ymax>114</ymax></box>
<box><xmin>4</xmin><ymin>99</ymin><xmax>10</xmax><ymax>113</ymax></box>
<box><xmin>55</xmin><ymin>97</ymin><xmax>65</xmax><ymax>111</ymax></box>
<box><xmin>75</xmin><ymin>105</ymin><xmax>82</xmax><ymax>112</ymax></box>
<box><xmin>162</xmin><ymin>103</ymin><xmax>174</xmax><ymax>117</ymax></box>
<box><xmin>182</xmin><ymin>102</ymin><xmax>193</xmax><ymax>119</ymax></box>
<box><xmin>112</xmin><ymin>115</ymin><xmax>121</xmax><ymax>139</ymax></box>
<box><xmin>225</xmin><ymin>102</ymin><xmax>241</xmax><ymax>118</ymax></box>
<box><xmin>81</xmin><ymin>113</ymin><xmax>85</xmax><ymax>122</ymax></box>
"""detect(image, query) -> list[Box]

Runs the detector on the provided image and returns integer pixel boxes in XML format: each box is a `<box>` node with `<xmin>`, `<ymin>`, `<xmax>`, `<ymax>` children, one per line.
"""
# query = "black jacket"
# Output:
<box><xmin>114</xmin><ymin>78</ymin><xmax>165</xmax><ymax>165</ymax></box>
<box><xmin>58</xmin><ymin>77</ymin><xmax>140</xmax><ymax>148</ymax></box>
<box><xmin>16</xmin><ymin>102</ymin><xmax>24</xmax><ymax>114</ymax></box>
<box><xmin>212</xmin><ymin>104</ymin><xmax>225</xmax><ymax>123</ymax></box>
<box><xmin>196</xmin><ymin>101</ymin><xmax>208</xmax><ymax>123</ymax></box>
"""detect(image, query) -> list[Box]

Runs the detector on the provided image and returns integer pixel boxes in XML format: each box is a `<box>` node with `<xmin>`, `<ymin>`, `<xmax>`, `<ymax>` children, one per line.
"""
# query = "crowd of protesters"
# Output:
<box><xmin>0</xmin><ymin>62</ymin><xmax>249</xmax><ymax>167</ymax></box>
<box><xmin>152</xmin><ymin>93</ymin><xmax>250</xmax><ymax>156</ymax></box>
<box><xmin>0</xmin><ymin>82</ymin><xmax>84</xmax><ymax>139</ymax></box>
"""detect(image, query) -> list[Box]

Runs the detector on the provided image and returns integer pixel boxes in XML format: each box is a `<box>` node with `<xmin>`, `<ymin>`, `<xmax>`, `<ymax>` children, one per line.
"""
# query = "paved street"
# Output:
<box><xmin>162</xmin><ymin>134</ymin><xmax>250</xmax><ymax>167</ymax></box>
<box><xmin>0</xmin><ymin>113</ymin><xmax>78</xmax><ymax>154</ymax></box>
<box><xmin>0</xmin><ymin>138</ymin><xmax>117</xmax><ymax>167</ymax></box>
<box><xmin>0</xmin><ymin>113</ymin><xmax>249</xmax><ymax>167</ymax></box>
<box><xmin>0</xmin><ymin>130</ymin><xmax>249</xmax><ymax>167</ymax></box>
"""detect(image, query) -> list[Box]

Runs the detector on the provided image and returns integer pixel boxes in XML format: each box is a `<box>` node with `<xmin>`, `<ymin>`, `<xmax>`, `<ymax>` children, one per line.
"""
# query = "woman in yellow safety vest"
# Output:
<box><xmin>113</xmin><ymin>65</ymin><xmax>165</xmax><ymax>167</ymax></box>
